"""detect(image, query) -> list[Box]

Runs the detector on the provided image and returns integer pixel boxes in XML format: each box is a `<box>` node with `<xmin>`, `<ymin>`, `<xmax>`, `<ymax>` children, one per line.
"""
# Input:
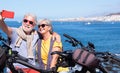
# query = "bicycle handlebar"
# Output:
<box><xmin>13</xmin><ymin>51</ymin><xmax>28</xmax><ymax>62</ymax></box>
<box><xmin>63</xmin><ymin>33</ymin><xmax>84</xmax><ymax>47</ymax></box>
<box><xmin>51</xmin><ymin>50</ymin><xmax>73</xmax><ymax>57</ymax></box>
<box><xmin>7</xmin><ymin>51</ymin><xmax>52</xmax><ymax>73</ymax></box>
<box><xmin>10</xmin><ymin>51</ymin><xmax>53</xmax><ymax>73</ymax></box>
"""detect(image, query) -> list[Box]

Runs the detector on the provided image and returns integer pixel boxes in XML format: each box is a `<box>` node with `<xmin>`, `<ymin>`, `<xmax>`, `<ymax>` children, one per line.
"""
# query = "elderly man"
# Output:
<box><xmin>0</xmin><ymin>13</ymin><xmax>40</xmax><ymax>73</ymax></box>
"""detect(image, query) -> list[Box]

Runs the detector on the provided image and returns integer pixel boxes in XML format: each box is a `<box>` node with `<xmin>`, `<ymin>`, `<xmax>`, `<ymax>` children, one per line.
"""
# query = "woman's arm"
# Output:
<box><xmin>50</xmin><ymin>33</ymin><xmax>62</xmax><ymax>68</ymax></box>
<box><xmin>50</xmin><ymin>46</ymin><xmax>62</xmax><ymax>68</ymax></box>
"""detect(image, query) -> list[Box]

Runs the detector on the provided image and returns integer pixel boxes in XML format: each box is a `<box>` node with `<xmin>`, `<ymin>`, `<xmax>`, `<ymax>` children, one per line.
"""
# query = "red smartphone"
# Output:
<box><xmin>1</xmin><ymin>10</ymin><xmax>14</xmax><ymax>18</ymax></box>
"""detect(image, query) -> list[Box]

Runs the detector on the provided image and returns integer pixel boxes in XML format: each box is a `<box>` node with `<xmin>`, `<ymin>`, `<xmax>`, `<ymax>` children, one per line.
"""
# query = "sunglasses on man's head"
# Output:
<box><xmin>23</xmin><ymin>19</ymin><xmax>34</xmax><ymax>25</ymax></box>
<box><xmin>38</xmin><ymin>24</ymin><xmax>49</xmax><ymax>28</ymax></box>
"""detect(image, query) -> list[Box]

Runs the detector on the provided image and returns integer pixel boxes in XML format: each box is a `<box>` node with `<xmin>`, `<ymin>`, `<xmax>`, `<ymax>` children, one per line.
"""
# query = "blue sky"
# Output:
<box><xmin>1</xmin><ymin>0</ymin><xmax>120</xmax><ymax>21</ymax></box>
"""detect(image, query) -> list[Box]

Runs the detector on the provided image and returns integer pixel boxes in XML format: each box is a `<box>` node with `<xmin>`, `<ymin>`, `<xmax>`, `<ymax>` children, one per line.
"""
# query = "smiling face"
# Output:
<box><xmin>38</xmin><ymin>20</ymin><xmax>51</xmax><ymax>35</ymax></box>
<box><xmin>22</xmin><ymin>14</ymin><xmax>37</xmax><ymax>34</ymax></box>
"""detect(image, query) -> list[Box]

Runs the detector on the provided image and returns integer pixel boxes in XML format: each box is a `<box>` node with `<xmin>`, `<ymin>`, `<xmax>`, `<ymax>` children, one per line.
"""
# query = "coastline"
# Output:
<box><xmin>53</xmin><ymin>15</ymin><xmax>120</xmax><ymax>22</ymax></box>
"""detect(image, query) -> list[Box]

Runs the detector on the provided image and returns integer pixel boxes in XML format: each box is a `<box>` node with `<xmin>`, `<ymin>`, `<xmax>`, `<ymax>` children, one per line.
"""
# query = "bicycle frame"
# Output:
<box><xmin>52</xmin><ymin>33</ymin><xmax>120</xmax><ymax>73</ymax></box>
<box><xmin>0</xmin><ymin>33</ymin><xmax>120</xmax><ymax>73</ymax></box>
<box><xmin>0</xmin><ymin>35</ymin><xmax>52</xmax><ymax>73</ymax></box>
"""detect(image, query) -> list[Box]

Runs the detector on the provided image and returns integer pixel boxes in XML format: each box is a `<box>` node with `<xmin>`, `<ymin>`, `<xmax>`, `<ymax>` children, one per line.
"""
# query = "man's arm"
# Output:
<box><xmin>52</xmin><ymin>32</ymin><xmax>61</xmax><ymax>43</ymax></box>
<box><xmin>0</xmin><ymin>12</ymin><xmax>12</xmax><ymax>38</ymax></box>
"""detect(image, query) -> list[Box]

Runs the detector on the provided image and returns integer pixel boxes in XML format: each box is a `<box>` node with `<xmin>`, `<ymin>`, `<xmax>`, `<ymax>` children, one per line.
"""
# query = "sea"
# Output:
<box><xmin>1</xmin><ymin>21</ymin><xmax>120</xmax><ymax>55</ymax></box>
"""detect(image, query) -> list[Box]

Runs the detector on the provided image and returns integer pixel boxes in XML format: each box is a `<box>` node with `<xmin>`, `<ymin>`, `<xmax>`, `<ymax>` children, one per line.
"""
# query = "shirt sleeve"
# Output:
<box><xmin>53</xmin><ymin>41</ymin><xmax>62</xmax><ymax>49</ymax></box>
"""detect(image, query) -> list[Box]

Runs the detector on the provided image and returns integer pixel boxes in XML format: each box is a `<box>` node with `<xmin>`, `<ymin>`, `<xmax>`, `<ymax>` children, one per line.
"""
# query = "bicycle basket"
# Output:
<box><xmin>72</xmin><ymin>48</ymin><xmax>99</xmax><ymax>68</ymax></box>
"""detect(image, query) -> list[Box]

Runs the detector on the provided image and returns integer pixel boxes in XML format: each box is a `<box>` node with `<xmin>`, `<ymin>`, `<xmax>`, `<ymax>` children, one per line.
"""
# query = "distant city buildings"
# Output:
<box><xmin>54</xmin><ymin>15</ymin><xmax>120</xmax><ymax>22</ymax></box>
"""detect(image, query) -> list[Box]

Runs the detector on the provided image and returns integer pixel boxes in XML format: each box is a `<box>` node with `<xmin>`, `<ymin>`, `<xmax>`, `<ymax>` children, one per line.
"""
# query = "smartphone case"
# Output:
<box><xmin>1</xmin><ymin>10</ymin><xmax>14</xmax><ymax>18</ymax></box>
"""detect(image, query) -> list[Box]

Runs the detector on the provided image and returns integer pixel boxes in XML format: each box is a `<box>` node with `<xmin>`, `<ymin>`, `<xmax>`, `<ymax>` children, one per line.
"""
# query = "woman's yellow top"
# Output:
<box><xmin>40</xmin><ymin>36</ymin><xmax>69</xmax><ymax>72</ymax></box>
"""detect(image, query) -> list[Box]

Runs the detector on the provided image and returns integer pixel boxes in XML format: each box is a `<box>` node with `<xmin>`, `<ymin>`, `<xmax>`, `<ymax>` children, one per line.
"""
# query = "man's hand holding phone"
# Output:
<box><xmin>1</xmin><ymin>10</ymin><xmax>14</xmax><ymax>19</ymax></box>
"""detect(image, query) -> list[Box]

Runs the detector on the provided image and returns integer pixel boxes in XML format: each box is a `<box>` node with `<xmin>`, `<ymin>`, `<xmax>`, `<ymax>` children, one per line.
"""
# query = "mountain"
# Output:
<box><xmin>107</xmin><ymin>13</ymin><xmax>120</xmax><ymax>16</ymax></box>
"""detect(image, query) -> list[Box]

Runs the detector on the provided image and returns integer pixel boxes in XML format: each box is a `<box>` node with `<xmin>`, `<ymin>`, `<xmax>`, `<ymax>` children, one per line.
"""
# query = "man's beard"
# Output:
<box><xmin>22</xmin><ymin>23</ymin><xmax>33</xmax><ymax>33</ymax></box>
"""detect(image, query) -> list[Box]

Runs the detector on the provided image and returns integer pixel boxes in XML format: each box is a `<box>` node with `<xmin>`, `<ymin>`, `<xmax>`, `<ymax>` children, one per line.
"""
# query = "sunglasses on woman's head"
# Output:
<box><xmin>38</xmin><ymin>24</ymin><xmax>49</xmax><ymax>28</ymax></box>
<box><xmin>23</xmin><ymin>19</ymin><xmax>34</xmax><ymax>25</ymax></box>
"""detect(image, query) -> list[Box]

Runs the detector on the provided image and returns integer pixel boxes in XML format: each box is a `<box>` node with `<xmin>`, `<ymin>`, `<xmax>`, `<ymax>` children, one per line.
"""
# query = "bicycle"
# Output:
<box><xmin>51</xmin><ymin>33</ymin><xmax>120</xmax><ymax>73</ymax></box>
<box><xmin>0</xmin><ymin>34</ymin><xmax>53</xmax><ymax>73</ymax></box>
<box><xmin>0</xmin><ymin>33</ymin><xmax>120</xmax><ymax>73</ymax></box>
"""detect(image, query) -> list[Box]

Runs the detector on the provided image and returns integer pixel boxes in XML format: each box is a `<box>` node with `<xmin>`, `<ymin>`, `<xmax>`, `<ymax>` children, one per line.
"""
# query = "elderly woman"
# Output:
<box><xmin>36</xmin><ymin>19</ymin><xmax>69</xmax><ymax>73</ymax></box>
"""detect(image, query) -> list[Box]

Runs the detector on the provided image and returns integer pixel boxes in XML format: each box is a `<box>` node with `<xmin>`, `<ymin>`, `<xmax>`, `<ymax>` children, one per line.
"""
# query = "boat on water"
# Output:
<box><xmin>85</xmin><ymin>22</ymin><xmax>91</xmax><ymax>25</ymax></box>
